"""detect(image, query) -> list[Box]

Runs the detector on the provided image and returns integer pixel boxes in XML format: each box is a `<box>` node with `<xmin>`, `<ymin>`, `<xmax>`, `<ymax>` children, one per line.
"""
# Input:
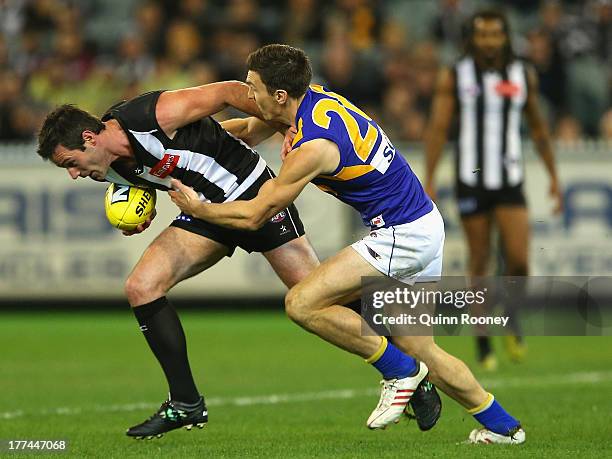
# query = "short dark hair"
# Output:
<box><xmin>37</xmin><ymin>104</ymin><xmax>104</xmax><ymax>160</ymax></box>
<box><xmin>464</xmin><ymin>9</ymin><xmax>515</xmax><ymax>63</ymax></box>
<box><xmin>247</xmin><ymin>44</ymin><xmax>312</xmax><ymax>98</ymax></box>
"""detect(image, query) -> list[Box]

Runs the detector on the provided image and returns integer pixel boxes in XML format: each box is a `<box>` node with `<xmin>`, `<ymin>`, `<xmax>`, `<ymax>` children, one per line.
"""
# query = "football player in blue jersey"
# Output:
<box><xmin>169</xmin><ymin>44</ymin><xmax>525</xmax><ymax>444</ymax></box>
<box><xmin>36</xmin><ymin>78</ymin><xmax>437</xmax><ymax>438</ymax></box>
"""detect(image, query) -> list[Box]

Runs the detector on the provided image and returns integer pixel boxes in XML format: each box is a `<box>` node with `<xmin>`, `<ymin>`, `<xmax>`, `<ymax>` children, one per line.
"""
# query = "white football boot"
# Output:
<box><xmin>468</xmin><ymin>426</ymin><xmax>526</xmax><ymax>444</ymax></box>
<box><xmin>366</xmin><ymin>362</ymin><xmax>428</xmax><ymax>429</ymax></box>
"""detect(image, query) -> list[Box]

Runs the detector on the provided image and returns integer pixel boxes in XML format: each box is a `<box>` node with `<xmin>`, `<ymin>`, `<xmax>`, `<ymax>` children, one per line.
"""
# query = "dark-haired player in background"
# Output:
<box><xmin>424</xmin><ymin>9</ymin><xmax>563</xmax><ymax>369</ymax></box>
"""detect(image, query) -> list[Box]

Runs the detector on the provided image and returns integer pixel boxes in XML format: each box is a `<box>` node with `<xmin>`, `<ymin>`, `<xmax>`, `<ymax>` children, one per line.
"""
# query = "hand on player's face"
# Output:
<box><xmin>280</xmin><ymin>126</ymin><xmax>297</xmax><ymax>161</ymax></box>
<box><xmin>168</xmin><ymin>179</ymin><xmax>200</xmax><ymax>215</ymax></box>
<box><xmin>122</xmin><ymin>209</ymin><xmax>157</xmax><ymax>236</ymax></box>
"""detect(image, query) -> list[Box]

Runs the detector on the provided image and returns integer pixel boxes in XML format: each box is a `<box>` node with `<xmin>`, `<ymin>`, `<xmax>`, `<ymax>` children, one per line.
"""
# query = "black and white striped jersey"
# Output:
<box><xmin>101</xmin><ymin>90</ymin><xmax>267</xmax><ymax>203</ymax></box>
<box><xmin>453</xmin><ymin>56</ymin><xmax>529</xmax><ymax>190</ymax></box>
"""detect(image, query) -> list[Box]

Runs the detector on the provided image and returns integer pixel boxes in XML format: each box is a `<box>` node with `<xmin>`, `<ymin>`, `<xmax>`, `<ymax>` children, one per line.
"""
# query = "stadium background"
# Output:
<box><xmin>1</xmin><ymin>1</ymin><xmax>611</xmax><ymax>457</ymax></box>
<box><xmin>1</xmin><ymin>0</ymin><xmax>611</xmax><ymax>302</ymax></box>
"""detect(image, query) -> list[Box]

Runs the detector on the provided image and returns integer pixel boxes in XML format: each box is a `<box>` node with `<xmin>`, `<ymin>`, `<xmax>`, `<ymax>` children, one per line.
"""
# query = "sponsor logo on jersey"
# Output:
<box><xmin>370</xmin><ymin>214</ymin><xmax>385</xmax><ymax>228</ymax></box>
<box><xmin>279</xmin><ymin>224</ymin><xmax>290</xmax><ymax>235</ymax></box>
<box><xmin>495</xmin><ymin>80</ymin><xmax>521</xmax><ymax>98</ymax></box>
<box><xmin>150</xmin><ymin>153</ymin><xmax>180</xmax><ymax>178</ymax></box>
<box><xmin>270</xmin><ymin>211</ymin><xmax>286</xmax><ymax>223</ymax></box>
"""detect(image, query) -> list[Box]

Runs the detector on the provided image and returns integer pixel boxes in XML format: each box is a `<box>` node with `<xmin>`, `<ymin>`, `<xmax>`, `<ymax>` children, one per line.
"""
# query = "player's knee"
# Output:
<box><xmin>124</xmin><ymin>271</ymin><xmax>168</xmax><ymax>307</ymax></box>
<box><xmin>284</xmin><ymin>286</ymin><xmax>312</xmax><ymax>327</ymax></box>
<box><xmin>124</xmin><ymin>274</ymin><xmax>147</xmax><ymax>307</ymax></box>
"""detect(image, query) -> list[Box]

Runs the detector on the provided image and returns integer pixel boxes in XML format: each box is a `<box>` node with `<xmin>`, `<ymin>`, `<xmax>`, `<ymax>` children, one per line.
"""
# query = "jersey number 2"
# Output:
<box><xmin>311</xmin><ymin>87</ymin><xmax>395</xmax><ymax>175</ymax></box>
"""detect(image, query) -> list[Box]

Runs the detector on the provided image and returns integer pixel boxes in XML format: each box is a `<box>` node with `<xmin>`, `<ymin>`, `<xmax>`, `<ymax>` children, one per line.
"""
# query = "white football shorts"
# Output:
<box><xmin>351</xmin><ymin>204</ymin><xmax>445</xmax><ymax>284</ymax></box>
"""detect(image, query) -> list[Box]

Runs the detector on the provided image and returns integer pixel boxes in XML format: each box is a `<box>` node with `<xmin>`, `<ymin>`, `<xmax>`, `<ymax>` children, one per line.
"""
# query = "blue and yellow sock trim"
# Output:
<box><xmin>467</xmin><ymin>393</ymin><xmax>494</xmax><ymax>415</ymax></box>
<box><xmin>365</xmin><ymin>336</ymin><xmax>388</xmax><ymax>364</ymax></box>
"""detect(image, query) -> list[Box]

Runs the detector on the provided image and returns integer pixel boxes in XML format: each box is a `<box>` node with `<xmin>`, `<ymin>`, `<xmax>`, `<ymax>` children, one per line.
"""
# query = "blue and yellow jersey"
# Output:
<box><xmin>292</xmin><ymin>85</ymin><xmax>433</xmax><ymax>228</ymax></box>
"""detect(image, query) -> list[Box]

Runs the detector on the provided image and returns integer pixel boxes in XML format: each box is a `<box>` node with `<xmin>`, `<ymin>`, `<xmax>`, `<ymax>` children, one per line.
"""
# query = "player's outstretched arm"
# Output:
<box><xmin>423</xmin><ymin>67</ymin><xmax>455</xmax><ymax>201</ymax></box>
<box><xmin>524</xmin><ymin>66</ymin><xmax>563</xmax><ymax>214</ymax></box>
<box><xmin>156</xmin><ymin>81</ymin><xmax>262</xmax><ymax>137</ymax></box>
<box><xmin>168</xmin><ymin>139</ymin><xmax>339</xmax><ymax>230</ymax></box>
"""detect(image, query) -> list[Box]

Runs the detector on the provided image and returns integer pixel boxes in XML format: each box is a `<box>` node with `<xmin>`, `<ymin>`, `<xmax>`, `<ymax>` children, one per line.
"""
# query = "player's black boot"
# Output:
<box><xmin>405</xmin><ymin>378</ymin><xmax>442</xmax><ymax>431</ymax></box>
<box><xmin>126</xmin><ymin>396</ymin><xmax>208</xmax><ymax>439</ymax></box>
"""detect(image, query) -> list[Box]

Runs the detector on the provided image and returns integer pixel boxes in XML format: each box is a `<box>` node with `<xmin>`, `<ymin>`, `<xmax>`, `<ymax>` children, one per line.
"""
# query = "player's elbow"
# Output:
<box><xmin>248</xmin><ymin>214</ymin><xmax>269</xmax><ymax>231</ymax></box>
<box><xmin>244</xmin><ymin>201</ymin><xmax>281</xmax><ymax>231</ymax></box>
<box><xmin>242</xmin><ymin>219</ymin><xmax>263</xmax><ymax>231</ymax></box>
<box><xmin>242</xmin><ymin>209</ymin><xmax>269</xmax><ymax>231</ymax></box>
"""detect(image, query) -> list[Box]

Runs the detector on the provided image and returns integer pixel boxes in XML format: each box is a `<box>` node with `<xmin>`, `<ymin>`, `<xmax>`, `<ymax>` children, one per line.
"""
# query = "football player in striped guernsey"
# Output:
<box><xmin>424</xmin><ymin>9</ymin><xmax>563</xmax><ymax>370</ymax></box>
<box><xmin>37</xmin><ymin>82</ymin><xmax>317</xmax><ymax>438</ymax></box>
<box><xmin>36</xmin><ymin>81</ymin><xmax>438</xmax><ymax>438</ymax></box>
<box><xmin>170</xmin><ymin>44</ymin><xmax>525</xmax><ymax>444</ymax></box>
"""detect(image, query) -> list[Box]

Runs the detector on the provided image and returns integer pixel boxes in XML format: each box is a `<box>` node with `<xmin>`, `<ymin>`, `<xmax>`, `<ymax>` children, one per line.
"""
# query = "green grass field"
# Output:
<box><xmin>1</xmin><ymin>311</ymin><xmax>611</xmax><ymax>458</ymax></box>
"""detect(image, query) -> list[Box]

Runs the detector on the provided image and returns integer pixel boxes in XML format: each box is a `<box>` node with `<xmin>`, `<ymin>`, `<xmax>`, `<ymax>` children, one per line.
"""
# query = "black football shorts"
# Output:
<box><xmin>171</xmin><ymin>168</ymin><xmax>305</xmax><ymax>256</ymax></box>
<box><xmin>456</xmin><ymin>183</ymin><xmax>526</xmax><ymax>217</ymax></box>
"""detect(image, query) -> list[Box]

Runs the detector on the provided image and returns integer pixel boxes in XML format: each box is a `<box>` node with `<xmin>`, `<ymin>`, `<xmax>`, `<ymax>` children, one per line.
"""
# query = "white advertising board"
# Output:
<box><xmin>1</xmin><ymin>143</ymin><xmax>610</xmax><ymax>299</ymax></box>
<box><xmin>0</xmin><ymin>148</ymin><xmax>349</xmax><ymax>299</ymax></box>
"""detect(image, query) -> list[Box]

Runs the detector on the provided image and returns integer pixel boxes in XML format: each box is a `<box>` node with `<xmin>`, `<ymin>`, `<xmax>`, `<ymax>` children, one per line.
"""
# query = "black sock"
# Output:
<box><xmin>477</xmin><ymin>336</ymin><xmax>492</xmax><ymax>360</ymax></box>
<box><xmin>132</xmin><ymin>297</ymin><xmax>200</xmax><ymax>403</ymax></box>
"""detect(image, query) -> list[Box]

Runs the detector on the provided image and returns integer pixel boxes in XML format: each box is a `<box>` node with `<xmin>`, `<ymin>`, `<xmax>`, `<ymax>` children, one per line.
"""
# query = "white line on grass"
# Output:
<box><xmin>1</xmin><ymin>370</ymin><xmax>611</xmax><ymax>420</ymax></box>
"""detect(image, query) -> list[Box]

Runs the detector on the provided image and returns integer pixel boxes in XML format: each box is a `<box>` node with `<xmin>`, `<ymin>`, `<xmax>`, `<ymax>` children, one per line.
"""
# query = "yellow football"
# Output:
<box><xmin>104</xmin><ymin>184</ymin><xmax>156</xmax><ymax>231</ymax></box>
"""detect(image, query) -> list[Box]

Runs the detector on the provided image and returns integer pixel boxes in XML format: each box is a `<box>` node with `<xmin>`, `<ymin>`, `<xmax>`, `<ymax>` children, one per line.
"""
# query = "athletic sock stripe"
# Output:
<box><xmin>467</xmin><ymin>392</ymin><xmax>494</xmax><ymax>414</ymax></box>
<box><xmin>365</xmin><ymin>336</ymin><xmax>388</xmax><ymax>364</ymax></box>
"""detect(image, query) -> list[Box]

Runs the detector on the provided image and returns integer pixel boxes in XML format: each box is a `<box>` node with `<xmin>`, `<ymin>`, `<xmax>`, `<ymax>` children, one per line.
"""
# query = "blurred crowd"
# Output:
<box><xmin>0</xmin><ymin>0</ymin><xmax>611</xmax><ymax>144</ymax></box>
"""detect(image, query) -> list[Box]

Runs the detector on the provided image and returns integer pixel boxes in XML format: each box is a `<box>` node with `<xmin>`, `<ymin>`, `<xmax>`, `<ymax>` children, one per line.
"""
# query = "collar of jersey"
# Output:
<box><xmin>295</xmin><ymin>88</ymin><xmax>314</xmax><ymax>127</ymax></box>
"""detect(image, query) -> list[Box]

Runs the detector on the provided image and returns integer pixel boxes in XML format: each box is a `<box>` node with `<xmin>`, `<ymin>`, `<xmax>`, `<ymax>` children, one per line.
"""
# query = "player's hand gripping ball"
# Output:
<box><xmin>105</xmin><ymin>184</ymin><xmax>156</xmax><ymax>231</ymax></box>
